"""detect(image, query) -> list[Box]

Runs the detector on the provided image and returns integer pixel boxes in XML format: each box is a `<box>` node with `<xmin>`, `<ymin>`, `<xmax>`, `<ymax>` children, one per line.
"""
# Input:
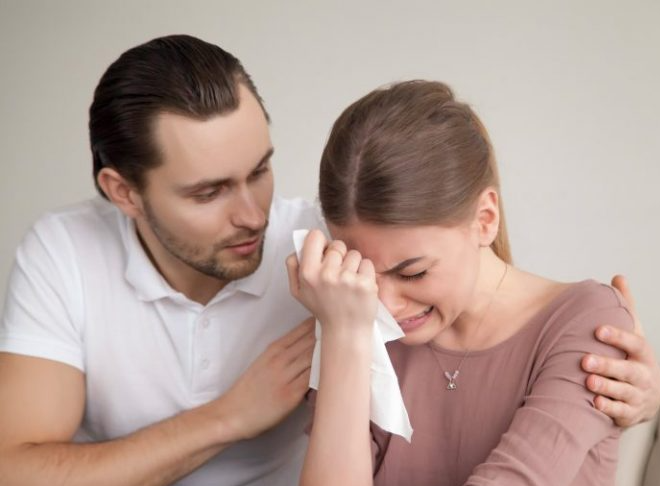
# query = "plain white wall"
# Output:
<box><xmin>1</xmin><ymin>0</ymin><xmax>658</xmax><ymax>481</ymax></box>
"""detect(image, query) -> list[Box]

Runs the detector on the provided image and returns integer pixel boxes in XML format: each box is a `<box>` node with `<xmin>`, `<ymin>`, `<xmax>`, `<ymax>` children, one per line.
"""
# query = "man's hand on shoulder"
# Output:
<box><xmin>581</xmin><ymin>275</ymin><xmax>660</xmax><ymax>427</ymax></box>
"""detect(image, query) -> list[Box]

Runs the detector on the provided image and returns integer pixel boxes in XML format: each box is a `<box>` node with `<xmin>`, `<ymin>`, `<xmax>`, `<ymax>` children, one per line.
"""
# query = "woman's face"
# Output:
<box><xmin>327</xmin><ymin>220</ymin><xmax>482</xmax><ymax>345</ymax></box>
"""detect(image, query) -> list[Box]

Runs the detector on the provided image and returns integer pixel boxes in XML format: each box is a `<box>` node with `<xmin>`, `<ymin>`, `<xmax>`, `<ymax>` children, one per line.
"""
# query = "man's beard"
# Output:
<box><xmin>143</xmin><ymin>201</ymin><xmax>268</xmax><ymax>282</ymax></box>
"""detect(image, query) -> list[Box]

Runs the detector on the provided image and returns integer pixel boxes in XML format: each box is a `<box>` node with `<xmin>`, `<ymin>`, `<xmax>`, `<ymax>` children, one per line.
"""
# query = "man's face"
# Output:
<box><xmin>137</xmin><ymin>84</ymin><xmax>274</xmax><ymax>283</ymax></box>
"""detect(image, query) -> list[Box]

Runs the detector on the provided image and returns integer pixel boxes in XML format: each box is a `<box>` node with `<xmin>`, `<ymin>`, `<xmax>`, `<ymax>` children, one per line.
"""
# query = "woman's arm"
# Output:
<box><xmin>581</xmin><ymin>275</ymin><xmax>660</xmax><ymax>426</ymax></box>
<box><xmin>465</xmin><ymin>285</ymin><xmax>634</xmax><ymax>485</ymax></box>
<box><xmin>287</xmin><ymin>230</ymin><xmax>376</xmax><ymax>486</ymax></box>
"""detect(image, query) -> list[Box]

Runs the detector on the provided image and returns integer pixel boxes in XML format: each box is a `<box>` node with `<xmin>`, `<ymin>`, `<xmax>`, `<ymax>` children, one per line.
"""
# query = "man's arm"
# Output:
<box><xmin>0</xmin><ymin>318</ymin><xmax>314</xmax><ymax>486</ymax></box>
<box><xmin>581</xmin><ymin>275</ymin><xmax>660</xmax><ymax>427</ymax></box>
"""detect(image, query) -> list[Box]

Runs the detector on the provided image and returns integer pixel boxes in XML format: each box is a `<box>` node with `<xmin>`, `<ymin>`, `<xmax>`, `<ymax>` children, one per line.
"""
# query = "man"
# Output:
<box><xmin>0</xmin><ymin>35</ymin><xmax>658</xmax><ymax>486</ymax></box>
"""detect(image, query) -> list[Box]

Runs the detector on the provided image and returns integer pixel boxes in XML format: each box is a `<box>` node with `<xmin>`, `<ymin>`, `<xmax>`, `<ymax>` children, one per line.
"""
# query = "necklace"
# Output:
<box><xmin>429</xmin><ymin>262</ymin><xmax>509</xmax><ymax>391</ymax></box>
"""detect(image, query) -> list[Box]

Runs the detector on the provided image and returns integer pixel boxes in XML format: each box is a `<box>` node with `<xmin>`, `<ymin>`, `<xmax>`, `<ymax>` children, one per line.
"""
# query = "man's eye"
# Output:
<box><xmin>249</xmin><ymin>165</ymin><xmax>270</xmax><ymax>180</ymax></box>
<box><xmin>193</xmin><ymin>189</ymin><xmax>220</xmax><ymax>202</ymax></box>
<box><xmin>400</xmin><ymin>271</ymin><xmax>427</xmax><ymax>282</ymax></box>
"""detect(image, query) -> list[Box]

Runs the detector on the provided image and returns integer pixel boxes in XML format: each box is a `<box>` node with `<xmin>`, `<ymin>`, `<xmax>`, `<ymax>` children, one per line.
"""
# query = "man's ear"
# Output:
<box><xmin>97</xmin><ymin>168</ymin><xmax>144</xmax><ymax>219</ymax></box>
<box><xmin>474</xmin><ymin>187</ymin><xmax>500</xmax><ymax>247</ymax></box>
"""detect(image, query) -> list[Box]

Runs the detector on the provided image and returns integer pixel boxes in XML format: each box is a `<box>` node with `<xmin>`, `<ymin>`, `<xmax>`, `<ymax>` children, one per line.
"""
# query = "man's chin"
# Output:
<box><xmin>202</xmin><ymin>245</ymin><xmax>264</xmax><ymax>281</ymax></box>
<box><xmin>221</xmin><ymin>255</ymin><xmax>262</xmax><ymax>281</ymax></box>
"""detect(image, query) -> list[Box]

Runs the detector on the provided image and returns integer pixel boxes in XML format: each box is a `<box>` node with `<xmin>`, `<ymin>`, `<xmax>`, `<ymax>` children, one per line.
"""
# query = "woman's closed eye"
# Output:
<box><xmin>399</xmin><ymin>270</ymin><xmax>427</xmax><ymax>282</ymax></box>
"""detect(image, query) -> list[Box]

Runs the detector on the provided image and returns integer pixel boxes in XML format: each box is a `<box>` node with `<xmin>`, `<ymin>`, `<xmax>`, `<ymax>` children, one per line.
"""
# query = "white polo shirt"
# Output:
<box><xmin>0</xmin><ymin>195</ymin><xmax>324</xmax><ymax>486</ymax></box>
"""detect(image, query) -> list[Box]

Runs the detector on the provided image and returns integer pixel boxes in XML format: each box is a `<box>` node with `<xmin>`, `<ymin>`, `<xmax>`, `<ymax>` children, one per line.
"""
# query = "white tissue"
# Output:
<box><xmin>293</xmin><ymin>229</ymin><xmax>413</xmax><ymax>442</ymax></box>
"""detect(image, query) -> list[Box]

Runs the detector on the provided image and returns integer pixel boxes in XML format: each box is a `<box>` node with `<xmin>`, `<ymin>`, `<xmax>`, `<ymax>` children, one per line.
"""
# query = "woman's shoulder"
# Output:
<box><xmin>551</xmin><ymin>280</ymin><xmax>629</xmax><ymax>319</ymax></box>
<box><xmin>538</xmin><ymin>279</ymin><xmax>634</xmax><ymax>342</ymax></box>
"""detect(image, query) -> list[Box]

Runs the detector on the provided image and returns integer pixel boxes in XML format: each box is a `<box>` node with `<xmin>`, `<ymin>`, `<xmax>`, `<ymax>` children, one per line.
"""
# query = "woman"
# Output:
<box><xmin>287</xmin><ymin>81</ymin><xmax>658</xmax><ymax>485</ymax></box>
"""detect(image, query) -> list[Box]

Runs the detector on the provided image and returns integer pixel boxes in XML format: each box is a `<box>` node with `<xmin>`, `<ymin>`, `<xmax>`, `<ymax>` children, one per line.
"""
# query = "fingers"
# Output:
<box><xmin>285</xmin><ymin>325</ymin><xmax>316</xmax><ymax>360</ymax></box>
<box><xmin>581</xmin><ymin>353</ymin><xmax>642</xmax><ymax>383</ymax></box>
<box><xmin>299</xmin><ymin>231</ymin><xmax>351</xmax><ymax>285</ymax></box>
<box><xmin>285</xmin><ymin>340</ymin><xmax>314</xmax><ymax>382</ymax></box>
<box><xmin>324</xmin><ymin>239</ymin><xmax>348</xmax><ymax>265</ymax></box>
<box><xmin>592</xmin><ymin>395</ymin><xmax>635</xmax><ymax>427</ymax></box>
<box><xmin>286</xmin><ymin>253</ymin><xmax>301</xmax><ymax>298</ymax></box>
<box><xmin>591</xmin><ymin>325</ymin><xmax>651</xmax><ymax>361</ymax></box>
<box><xmin>610</xmin><ymin>274</ymin><xmax>643</xmax><ymax>336</ymax></box>
<box><xmin>585</xmin><ymin>373</ymin><xmax>638</xmax><ymax>405</ymax></box>
<box><xmin>611</xmin><ymin>275</ymin><xmax>636</xmax><ymax>311</ymax></box>
<box><xmin>290</xmin><ymin>366</ymin><xmax>312</xmax><ymax>396</ymax></box>
<box><xmin>300</xmin><ymin>229</ymin><xmax>328</xmax><ymax>272</ymax></box>
<box><xmin>358</xmin><ymin>258</ymin><xmax>376</xmax><ymax>280</ymax></box>
<box><xmin>276</xmin><ymin>317</ymin><xmax>315</xmax><ymax>349</ymax></box>
<box><xmin>341</xmin><ymin>249</ymin><xmax>362</xmax><ymax>273</ymax></box>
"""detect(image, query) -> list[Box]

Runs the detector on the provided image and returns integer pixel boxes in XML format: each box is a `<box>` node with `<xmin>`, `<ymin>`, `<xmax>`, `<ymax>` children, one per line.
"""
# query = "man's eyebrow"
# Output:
<box><xmin>177</xmin><ymin>148</ymin><xmax>274</xmax><ymax>194</ymax></box>
<box><xmin>251</xmin><ymin>147</ymin><xmax>274</xmax><ymax>172</ymax></box>
<box><xmin>382</xmin><ymin>257</ymin><xmax>424</xmax><ymax>275</ymax></box>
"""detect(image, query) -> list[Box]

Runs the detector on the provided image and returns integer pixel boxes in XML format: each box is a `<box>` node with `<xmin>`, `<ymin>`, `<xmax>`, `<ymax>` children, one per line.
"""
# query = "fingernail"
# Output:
<box><xmin>598</xmin><ymin>327</ymin><xmax>611</xmax><ymax>340</ymax></box>
<box><xmin>584</xmin><ymin>356</ymin><xmax>598</xmax><ymax>371</ymax></box>
<box><xmin>591</xmin><ymin>376</ymin><xmax>601</xmax><ymax>390</ymax></box>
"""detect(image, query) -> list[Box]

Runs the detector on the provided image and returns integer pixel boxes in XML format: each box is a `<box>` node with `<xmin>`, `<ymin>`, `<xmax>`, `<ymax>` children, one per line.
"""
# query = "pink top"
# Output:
<box><xmin>309</xmin><ymin>280</ymin><xmax>633</xmax><ymax>485</ymax></box>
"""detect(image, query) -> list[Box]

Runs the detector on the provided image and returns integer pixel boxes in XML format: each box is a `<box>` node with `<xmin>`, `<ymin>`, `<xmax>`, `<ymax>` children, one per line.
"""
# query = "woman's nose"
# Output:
<box><xmin>377</xmin><ymin>279</ymin><xmax>407</xmax><ymax>317</ymax></box>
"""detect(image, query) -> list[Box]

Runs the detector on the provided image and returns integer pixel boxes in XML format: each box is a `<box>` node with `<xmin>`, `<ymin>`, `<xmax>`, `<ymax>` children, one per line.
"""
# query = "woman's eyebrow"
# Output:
<box><xmin>382</xmin><ymin>257</ymin><xmax>424</xmax><ymax>275</ymax></box>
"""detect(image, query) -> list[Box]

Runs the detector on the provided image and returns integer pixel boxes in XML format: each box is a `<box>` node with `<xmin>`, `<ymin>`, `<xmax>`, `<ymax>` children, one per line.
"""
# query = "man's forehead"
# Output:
<box><xmin>151</xmin><ymin>101</ymin><xmax>272</xmax><ymax>183</ymax></box>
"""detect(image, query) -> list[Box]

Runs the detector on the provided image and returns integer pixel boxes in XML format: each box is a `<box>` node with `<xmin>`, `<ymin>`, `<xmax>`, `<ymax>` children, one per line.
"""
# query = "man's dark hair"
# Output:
<box><xmin>89</xmin><ymin>34</ymin><xmax>267</xmax><ymax>198</ymax></box>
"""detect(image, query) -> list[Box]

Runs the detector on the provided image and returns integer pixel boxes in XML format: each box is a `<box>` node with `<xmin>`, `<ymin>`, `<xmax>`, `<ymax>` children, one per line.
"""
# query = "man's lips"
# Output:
<box><xmin>225</xmin><ymin>235</ymin><xmax>262</xmax><ymax>255</ymax></box>
<box><xmin>227</xmin><ymin>238</ymin><xmax>259</xmax><ymax>248</ymax></box>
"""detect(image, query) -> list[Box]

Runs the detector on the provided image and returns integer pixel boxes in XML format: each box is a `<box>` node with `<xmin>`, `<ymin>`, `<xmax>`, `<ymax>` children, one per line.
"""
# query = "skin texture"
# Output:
<box><xmin>0</xmin><ymin>85</ymin><xmax>315</xmax><ymax>486</ymax></box>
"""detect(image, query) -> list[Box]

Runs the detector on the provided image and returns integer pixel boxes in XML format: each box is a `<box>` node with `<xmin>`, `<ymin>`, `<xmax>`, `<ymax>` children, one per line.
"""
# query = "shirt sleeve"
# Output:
<box><xmin>0</xmin><ymin>218</ymin><xmax>85</xmax><ymax>371</ymax></box>
<box><xmin>465</xmin><ymin>288</ymin><xmax>633</xmax><ymax>485</ymax></box>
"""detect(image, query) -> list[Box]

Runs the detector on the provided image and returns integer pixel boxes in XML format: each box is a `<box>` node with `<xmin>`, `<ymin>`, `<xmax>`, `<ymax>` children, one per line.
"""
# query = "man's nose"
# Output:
<box><xmin>231</xmin><ymin>186</ymin><xmax>266</xmax><ymax>230</ymax></box>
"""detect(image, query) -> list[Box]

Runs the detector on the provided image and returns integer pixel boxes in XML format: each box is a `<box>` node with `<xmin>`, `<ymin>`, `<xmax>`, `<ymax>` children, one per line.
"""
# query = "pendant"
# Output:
<box><xmin>444</xmin><ymin>370</ymin><xmax>459</xmax><ymax>390</ymax></box>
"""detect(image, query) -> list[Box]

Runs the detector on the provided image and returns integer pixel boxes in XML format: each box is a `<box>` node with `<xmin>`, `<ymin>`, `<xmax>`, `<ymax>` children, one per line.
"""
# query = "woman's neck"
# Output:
<box><xmin>431</xmin><ymin>250</ymin><xmax>566</xmax><ymax>351</ymax></box>
<box><xmin>432</xmin><ymin>248</ymin><xmax>510</xmax><ymax>350</ymax></box>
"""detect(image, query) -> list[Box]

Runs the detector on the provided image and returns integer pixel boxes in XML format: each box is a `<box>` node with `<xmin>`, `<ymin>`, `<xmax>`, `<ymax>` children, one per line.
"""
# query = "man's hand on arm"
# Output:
<box><xmin>580</xmin><ymin>275</ymin><xmax>660</xmax><ymax>427</ymax></box>
<box><xmin>0</xmin><ymin>318</ymin><xmax>315</xmax><ymax>486</ymax></box>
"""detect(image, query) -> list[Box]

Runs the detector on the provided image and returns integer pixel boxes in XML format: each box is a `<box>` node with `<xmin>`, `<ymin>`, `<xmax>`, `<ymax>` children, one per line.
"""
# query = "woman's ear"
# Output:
<box><xmin>474</xmin><ymin>188</ymin><xmax>500</xmax><ymax>247</ymax></box>
<box><xmin>96</xmin><ymin>168</ymin><xmax>145</xmax><ymax>219</ymax></box>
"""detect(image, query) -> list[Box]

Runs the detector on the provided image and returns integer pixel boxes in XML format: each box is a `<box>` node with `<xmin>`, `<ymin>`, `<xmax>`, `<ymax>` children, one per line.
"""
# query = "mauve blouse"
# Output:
<box><xmin>307</xmin><ymin>280</ymin><xmax>633</xmax><ymax>485</ymax></box>
<box><xmin>370</xmin><ymin>280</ymin><xmax>632</xmax><ymax>485</ymax></box>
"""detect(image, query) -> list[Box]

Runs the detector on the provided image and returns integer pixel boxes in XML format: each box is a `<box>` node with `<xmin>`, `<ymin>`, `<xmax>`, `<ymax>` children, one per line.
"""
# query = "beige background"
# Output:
<box><xmin>0</xmin><ymin>1</ymin><xmax>658</xmax><ymax>482</ymax></box>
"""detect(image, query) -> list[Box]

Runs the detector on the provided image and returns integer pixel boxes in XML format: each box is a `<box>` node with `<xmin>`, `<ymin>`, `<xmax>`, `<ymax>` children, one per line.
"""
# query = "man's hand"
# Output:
<box><xmin>220</xmin><ymin>318</ymin><xmax>315</xmax><ymax>440</ymax></box>
<box><xmin>581</xmin><ymin>275</ymin><xmax>660</xmax><ymax>427</ymax></box>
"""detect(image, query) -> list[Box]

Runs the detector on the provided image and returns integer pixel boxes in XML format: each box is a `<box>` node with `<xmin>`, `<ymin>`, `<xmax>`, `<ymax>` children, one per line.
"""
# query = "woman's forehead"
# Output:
<box><xmin>327</xmin><ymin>221</ymin><xmax>461</xmax><ymax>264</ymax></box>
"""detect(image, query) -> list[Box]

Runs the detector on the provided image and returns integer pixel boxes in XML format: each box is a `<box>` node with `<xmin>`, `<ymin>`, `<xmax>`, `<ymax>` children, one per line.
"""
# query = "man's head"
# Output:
<box><xmin>90</xmin><ymin>35</ymin><xmax>274</xmax><ymax>286</ymax></box>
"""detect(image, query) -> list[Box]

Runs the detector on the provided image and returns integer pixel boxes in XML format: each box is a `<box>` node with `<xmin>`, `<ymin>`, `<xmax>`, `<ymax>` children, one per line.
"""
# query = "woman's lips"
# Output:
<box><xmin>397</xmin><ymin>306</ymin><xmax>434</xmax><ymax>332</ymax></box>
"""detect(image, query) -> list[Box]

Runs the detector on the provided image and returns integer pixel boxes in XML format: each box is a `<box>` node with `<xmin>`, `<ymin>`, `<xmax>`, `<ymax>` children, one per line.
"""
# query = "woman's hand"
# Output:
<box><xmin>291</xmin><ymin>230</ymin><xmax>375</xmax><ymax>486</ymax></box>
<box><xmin>286</xmin><ymin>230</ymin><xmax>378</xmax><ymax>335</ymax></box>
<box><xmin>581</xmin><ymin>275</ymin><xmax>660</xmax><ymax>427</ymax></box>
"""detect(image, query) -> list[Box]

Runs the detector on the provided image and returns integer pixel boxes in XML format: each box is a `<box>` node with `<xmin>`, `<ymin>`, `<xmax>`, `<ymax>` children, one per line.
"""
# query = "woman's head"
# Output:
<box><xmin>319</xmin><ymin>80</ymin><xmax>511</xmax><ymax>264</ymax></box>
<box><xmin>319</xmin><ymin>81</ymin><xmax>511</xmax><ymax>344</ymax></box>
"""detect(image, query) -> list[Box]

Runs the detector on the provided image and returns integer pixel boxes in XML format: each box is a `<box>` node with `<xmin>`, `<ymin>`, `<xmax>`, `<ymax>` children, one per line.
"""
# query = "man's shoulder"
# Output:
<box><xmin>31</xmin><ymin>197</ymin><xmax>121</xmax><ymax>239</ymax></box>
<box><xmin>18</xmin><ymin>197</ymin><xmax>125</xmax><ymax>266</ymax></box>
